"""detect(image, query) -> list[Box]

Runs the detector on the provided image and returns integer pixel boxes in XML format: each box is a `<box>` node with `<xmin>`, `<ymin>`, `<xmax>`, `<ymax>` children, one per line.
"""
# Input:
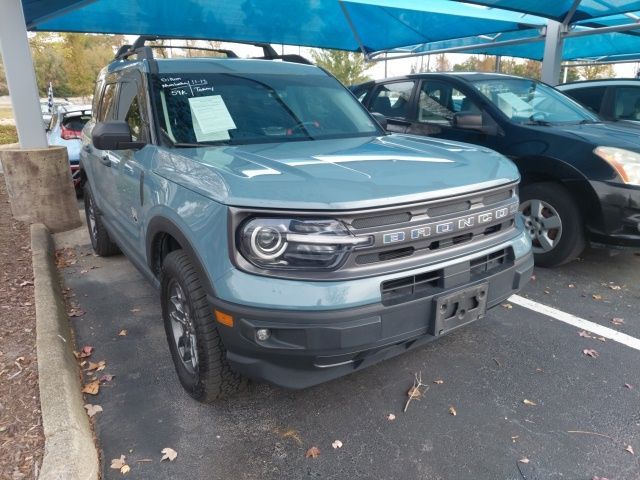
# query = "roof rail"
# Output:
<box><xmin>114</xmin><ymin>36</ymin><xmax>304</xmax><ymax>63</ymax></box>
<box><xmin>252</xmin><ymin>53</ymin><xmax>313</xmax><ymax>65</ymax></box>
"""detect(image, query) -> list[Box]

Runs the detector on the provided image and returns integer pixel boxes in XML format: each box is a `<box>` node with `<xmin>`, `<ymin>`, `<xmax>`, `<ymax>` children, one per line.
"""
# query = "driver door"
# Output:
<box><xmin>108</xmin><ymin>72</ymin><xmax>151</xmax><ymax>256</ymax></box>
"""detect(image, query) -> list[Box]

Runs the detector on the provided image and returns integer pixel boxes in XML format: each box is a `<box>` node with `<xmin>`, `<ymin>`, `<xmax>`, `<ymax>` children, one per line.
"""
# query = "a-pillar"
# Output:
<box><xmin>0</xmin><ymin>0</ymin><xmax>80</xmax><ymax>232</ymax></box>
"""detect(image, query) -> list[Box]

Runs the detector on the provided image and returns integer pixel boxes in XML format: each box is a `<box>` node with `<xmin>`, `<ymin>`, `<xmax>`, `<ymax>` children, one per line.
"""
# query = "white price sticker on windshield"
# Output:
<box><xmin>188</xmin><ymin>95</ymin><xmax>236</xmax><ymax>135</ymax></box>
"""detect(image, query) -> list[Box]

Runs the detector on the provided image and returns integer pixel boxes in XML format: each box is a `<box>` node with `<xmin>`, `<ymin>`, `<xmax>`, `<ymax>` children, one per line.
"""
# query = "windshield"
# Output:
<box><xmin>470</xmin><ymin>77</ymin><xmax>599</xmax><ymax>125</ymax></box>
<box><xmin>151</xmin><ymin>71</ymin><xmax>380</xmax><ymax>146</ymax></box>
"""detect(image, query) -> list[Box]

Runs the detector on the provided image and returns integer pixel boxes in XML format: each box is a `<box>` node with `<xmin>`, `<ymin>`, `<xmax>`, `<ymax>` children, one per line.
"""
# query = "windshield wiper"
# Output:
<box><xmin>579</xmin><ymin>119</ymin><xmax>600</xmax><ymax>124</ymax></box>
<box><xmin>172</xmin><ymin>141</ymin><xmax>230</xmax><ymax>148</ymax></box>
<box><xmin>525</xmin><ymin>119</ymin><xmax>552</xmax><ymax>126</ymax></box>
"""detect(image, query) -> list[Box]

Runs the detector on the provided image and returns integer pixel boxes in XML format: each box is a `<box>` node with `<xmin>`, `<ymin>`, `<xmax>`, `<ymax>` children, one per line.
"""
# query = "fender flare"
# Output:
<box><xmin>145</xmin><ymin>216</ymin><xmax>217</xmax><ymax>297</ymax></box>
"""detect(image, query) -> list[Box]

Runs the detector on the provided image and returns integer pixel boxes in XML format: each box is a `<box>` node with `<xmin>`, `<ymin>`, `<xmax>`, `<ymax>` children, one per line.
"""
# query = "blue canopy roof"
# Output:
<box><xmin>20</xmin><ymin>1</ymin><xmax>640</xmax><ymax>62</ymax></box>
<box><xmin>24</xmin><ymin>0</ymin><xmax>543</xmax><ymax>52</ymax></box>
<box><xmin>452</xmin><ymin>0</ymin><xmax>640</xmax><ymax>22</ymax></box>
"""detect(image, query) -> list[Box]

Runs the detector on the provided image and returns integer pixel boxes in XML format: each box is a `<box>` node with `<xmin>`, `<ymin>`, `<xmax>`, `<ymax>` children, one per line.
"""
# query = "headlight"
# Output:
<box><xmin>594</xmin><ymin>147</ymin><xmax>640</xmax><ymax>185</ymax></box>
<box><xmin>238</xmin><ymin>218</ymin><xmax>372</xmax><ymax>270</ymax></box>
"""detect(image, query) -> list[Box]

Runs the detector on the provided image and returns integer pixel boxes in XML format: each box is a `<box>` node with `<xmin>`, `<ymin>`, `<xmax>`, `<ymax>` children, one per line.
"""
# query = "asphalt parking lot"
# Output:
<box><xmin>59</xmin><ymin>232</ymin><xmax>640</xmax><ymax>480</ymax></box>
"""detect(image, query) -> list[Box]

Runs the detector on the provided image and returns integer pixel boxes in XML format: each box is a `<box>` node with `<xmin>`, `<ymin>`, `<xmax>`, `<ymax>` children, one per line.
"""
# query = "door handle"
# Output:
<box><xmin>100</xmin><ymin>155</ymin><xmax>111</xmax><ymax>167</ymax></box>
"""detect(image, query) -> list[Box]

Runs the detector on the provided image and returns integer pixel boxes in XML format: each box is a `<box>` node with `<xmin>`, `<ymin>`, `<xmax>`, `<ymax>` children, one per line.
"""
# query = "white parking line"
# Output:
<box><xmin>509</xmin><ymin>294</ymin><xmax>640</xmax><ymax>352</ymax></box>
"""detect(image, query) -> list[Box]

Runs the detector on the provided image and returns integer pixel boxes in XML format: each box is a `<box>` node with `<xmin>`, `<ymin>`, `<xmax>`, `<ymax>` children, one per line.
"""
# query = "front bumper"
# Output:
<box><xmin>210</xmin><ymin>245</ymin><xmax>534</xmax><ymax>389</ymax></box>
<box><xmin>588</xmin><ymin>181</ymin><xmax>640</xmax><ymax>247</ymax></box>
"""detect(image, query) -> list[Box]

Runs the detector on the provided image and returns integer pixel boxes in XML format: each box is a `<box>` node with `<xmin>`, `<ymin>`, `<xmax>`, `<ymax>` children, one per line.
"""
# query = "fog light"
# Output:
<box><xmin>256</xmin><ymin>328</ymin><xmax>271</xmax><ymax>341</ymax></box>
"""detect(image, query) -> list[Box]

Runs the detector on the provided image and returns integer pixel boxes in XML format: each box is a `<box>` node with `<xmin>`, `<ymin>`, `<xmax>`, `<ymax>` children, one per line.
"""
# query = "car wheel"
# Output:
<box><xmin>83</xmin><ymin>183</ymin><xmax>120</xmax><ymax>256</ymax></box>
<box><xmin>519</xmin><ymin>182</ymin><xmax>585</xmax><ymax>268</ymax></box>
<box><xmin>161</xmin><ymin>250</ymin><xmax>245</xmax><ymax>403</ymax></box>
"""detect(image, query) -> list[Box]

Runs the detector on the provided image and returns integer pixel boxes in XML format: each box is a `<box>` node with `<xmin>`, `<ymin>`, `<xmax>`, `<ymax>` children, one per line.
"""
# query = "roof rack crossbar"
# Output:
<box><xmin>114</xmin><ymin>36</ymin><xmax>312</xmax><ymax>65</ymax></box>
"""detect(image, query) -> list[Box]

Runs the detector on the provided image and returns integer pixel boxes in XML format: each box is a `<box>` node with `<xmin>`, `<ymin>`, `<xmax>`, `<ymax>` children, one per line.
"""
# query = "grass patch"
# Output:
<box><xmin>0</xmin><ymin>106</ymin><xmax>14</xmax><ymax>120</ymax></box>
<box><xmin>0</xmin><ymin>125</ymin><xmax>18</xmax><ymax>145</ymax></box>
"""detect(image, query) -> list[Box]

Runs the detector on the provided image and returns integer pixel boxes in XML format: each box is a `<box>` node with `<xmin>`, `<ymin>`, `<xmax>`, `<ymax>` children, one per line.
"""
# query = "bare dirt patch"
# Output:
<box><xmin>0</xmin><ymin>176</ymin><xmax>43</xmax><ymax>479</ymax></box>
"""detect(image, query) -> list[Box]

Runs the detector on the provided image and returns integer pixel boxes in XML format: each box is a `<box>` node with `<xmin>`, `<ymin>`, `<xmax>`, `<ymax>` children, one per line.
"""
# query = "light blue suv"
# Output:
<box><xmin>80</xmin><ymin>37</ymin><xmax>533</xmax><ymax>403</ymax></box>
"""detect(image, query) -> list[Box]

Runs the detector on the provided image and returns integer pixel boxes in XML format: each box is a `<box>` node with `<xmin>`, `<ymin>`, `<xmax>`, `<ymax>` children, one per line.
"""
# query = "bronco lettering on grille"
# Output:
<box><xmin>379</xmin><ymin>202</ymin><xmax>518</xmax><ymax>246</ymax></box>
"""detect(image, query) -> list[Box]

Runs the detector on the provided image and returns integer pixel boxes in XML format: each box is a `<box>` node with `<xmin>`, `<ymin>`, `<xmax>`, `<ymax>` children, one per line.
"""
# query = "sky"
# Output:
<box><xmin>127</xmin><ymin>37</ymin><xmax>640</xmax><ymax>82</ymax></box>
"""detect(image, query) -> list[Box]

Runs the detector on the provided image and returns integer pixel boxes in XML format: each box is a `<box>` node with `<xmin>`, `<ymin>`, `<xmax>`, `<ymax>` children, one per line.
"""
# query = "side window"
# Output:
<box><xmin>565</xmin><ymin>87</ymin><xmax>605</xmax><ymax>115</ymax></box>
<box><xmin>91</xmin><ymin>80</ymin><xmax>103</xmax><ymax>118</ymax></box>
<box><xmin>98</xmin><ymin>83</ymin><xmax>116</xmax><ymax>121</ymax></box>
<box><xmin>418</xmin><ymin>81</ymin><xmax>480</xmax><ymax>126</ymax></box>
<box><xmin>117</xmin><ymin>81</ymin><xmax>145</xmax><ymax>141</ymax></box>
<box><xmin>613</xmin><ymin>87</ymin><xmax>640</xmax><ymax>120</ymax></box>
<box><xmin>369</xmin><ymin>81</ymin><xmax>415</xmax><ymax>119</ymax></box>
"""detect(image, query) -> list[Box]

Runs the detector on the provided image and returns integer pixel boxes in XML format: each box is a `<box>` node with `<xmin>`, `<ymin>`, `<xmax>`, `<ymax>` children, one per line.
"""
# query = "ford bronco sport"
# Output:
<box><xmin>80</xmin><ymin>37</ymin><xmax>533</xmax><ymax>403</ymax></box>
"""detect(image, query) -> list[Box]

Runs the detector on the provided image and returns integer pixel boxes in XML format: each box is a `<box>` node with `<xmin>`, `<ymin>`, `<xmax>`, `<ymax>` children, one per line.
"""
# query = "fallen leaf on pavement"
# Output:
<box><xmin>511</xmin><ymin>435</ymin><xmax>519</xmax><ymax>442</ymax></box>
<box><xmin>86</xmin><ymin>360</ymin><xmax>106</xmax><ymax>372</ymax></box>
<box><xmin>583</xmin><ymin>349</ymin><xmax>599</xmax><ymax>358</ymax></box>
<box><xmin>596</xmin><ymin>336</ymin><xmax>606</xmax><ymax>342</ymax></box>
<box><xmin>624</xmin><ymin>383</ymin><xmax>633</xmax><ymax>389</ymax></box>
<box><xmin>305</xmin><ymin>446</ymin><xmax>320</xmax><ymax>458</ymax></box>
<box><xmin>518</xmin><ymin>458</ymin><xmax>530</xmax><ymax>464</ymax></box>
<box><xmin>19</xmin><ymin>280</ymin><xmax>33</xmax><ymax>287</ymax></box>
<box><xmin>111</xmin><ymin>455</ymin><xmax>128</xmax><ymax>472</ymax></box>
<box><xmin>68</xmin><ymin>307</ymin><xmax>85</xmax><ymax>318</ymax></box>
<box><xmin>130</xmin><ymin>308</ymin><xmax>141</xmax><ymax>313</ymax></box>
<box><xmin>433</xmin><ymin>379</ymin><xmax>444</xmax><ymax>385</ymax></box>
<box><xmin>84</xmin><ymin>404</ymin><xmax>103</xmax><ymax>417</ymax></box>
<box><xmin>501</xmin><ymin>303</ymin><xmax>513</xmax><ymax>310</ymax></box>
<box><xmin>611</xmin><ymin>318</ymin><xmax>625</xmax><ymax>326</ymax></box>
<box><xmin>578</xmin><ymin>330</ymin><xmax>592</xmax><ymax>338</ymax></box>
<box><xmin>332</xmin><ymin>440</ymin><xmax>343</xmax><ymax>449</ymax></box>
<box><xmin>625</xmin><ymin>445</ymin><xmax>634</xmax><ymax>455</ymax></box>
<box><xmin>530</xmin><ymin>275</ymin><xmax>536</xmax><ymax>281</ymax></box>
<box><xmin>79</xmin><ymin>345</ymin><xmax>93</xmax><ymax>357</ymax></box>
<box><xmin>120</xmin><ymin>465</ymin><xmax>130</xmax><ymax>474</ymax></box>
<box><xmin>523</xmin><ymin>399</ymin><xmax>537</xmax><ymax>406</ymax></box>
<box><xmin>568</xmin><ymin>283</ymin><xmax>575</xmax><ymax>288</ymax></box>
<box><xmin>118</xmin><ymin>329</ymin><xmax>127</xmax><ymax>336</ymax></box>
<box><xmin>82</xmin><ymin>380</ymin><xmax>100</xmax><ymax>395</ymax></box>
<box><xmin>448</xmin><ymin>406</ymin><xmax>457</xmax><ymax>416</ymax></box>
<box><xmin>280</xmin><ymin>429</ymin><xmax>303</xmax><ymax>445</ymax></box>
<box><xmin>99</xmin><ymin>374</ymin><xmax>114</xmax><ymax>383</ymax></box>
<box><xmin>592</xmin><ymin>294</ymin><xmax>602</xmax><ymax>300</ymax></box>
<box><xmin>387</xmin><ymin>413</ymin><xmax>396</xmax><ymax>421</ymax></box>
<box><xmin>161</xmin><ymin>447</ymin><xmax>178</xmax><ymax>461</ymax></box>
<box><xmin>608</xmin><ymin>284</ymin><xmax>621</xmax><ymax>291</ymax></box>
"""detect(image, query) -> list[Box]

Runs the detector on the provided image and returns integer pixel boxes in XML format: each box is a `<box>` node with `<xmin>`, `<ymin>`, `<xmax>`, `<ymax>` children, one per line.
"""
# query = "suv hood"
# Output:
<box><xmin>152</xmin><ymin>134</ymin><xmax>519</xmax><ymax>210</ymax></box>
<box><xmin>538</xmin><ymin>121</ymin><xmax>640</xmax><ymax>151</ymax></box>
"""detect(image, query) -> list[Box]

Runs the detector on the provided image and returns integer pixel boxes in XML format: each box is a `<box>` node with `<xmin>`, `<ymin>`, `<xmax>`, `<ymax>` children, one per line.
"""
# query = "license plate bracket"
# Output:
<box><xmin>430</xmin><ymin>283</ymin><xmax>488</xmax><ymax>336</ymax></box>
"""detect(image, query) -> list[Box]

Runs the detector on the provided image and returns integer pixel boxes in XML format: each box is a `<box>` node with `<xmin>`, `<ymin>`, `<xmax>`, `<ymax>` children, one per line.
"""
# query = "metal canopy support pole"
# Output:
<box><xmin>0</xmin><ymin>0</ymin><xmax>47</xmax><ymax>148</ymax></box>
<box><xmin>541</xmin><ymin>21</ymin><xmax>564</xmax><ymax>85</ymax></box>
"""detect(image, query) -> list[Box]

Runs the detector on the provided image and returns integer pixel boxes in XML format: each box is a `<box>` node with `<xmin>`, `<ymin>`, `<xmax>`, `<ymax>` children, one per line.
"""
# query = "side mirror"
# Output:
<box><xmin>92</xmin><ymin>121</ymin><xmax>145</xmax><ymax>150</ymax></box>
<box><xmin>371</xmin><ymin>112</ymin><xmax>388</xmax><ymax>130</ymax></box>
<box><xmin>454</xmin><ymin>113</ymin><xmax>482</xmax><ymax>131</ymax></box>
<box><xmin>454</xmin><ymin>112</ymin><xmax>499</xmax><ymax>136</ymax></box>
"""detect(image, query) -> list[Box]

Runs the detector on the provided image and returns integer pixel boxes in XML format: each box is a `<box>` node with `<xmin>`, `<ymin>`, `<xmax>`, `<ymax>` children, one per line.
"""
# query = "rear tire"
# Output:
<box><xmin>83</xmin><ymin>183</ymin><xmax>120</xmax><ymax>257</ymax></box>
<box><xmin>161</xmin><ymin>250</ymin><xmax>245</xmax><ymax>403</ymax></box>
<box><xmin>519</xmin><ymin>182</ymin><xmax>585</xmax><ymax>267</ymax></box>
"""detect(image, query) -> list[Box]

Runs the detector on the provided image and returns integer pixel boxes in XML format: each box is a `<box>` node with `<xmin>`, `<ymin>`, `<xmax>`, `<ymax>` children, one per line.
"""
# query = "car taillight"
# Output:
<box><xmin>61</xmin><ymin>126</ymin><xmax>81</xmax><ymax>140</ymax></box>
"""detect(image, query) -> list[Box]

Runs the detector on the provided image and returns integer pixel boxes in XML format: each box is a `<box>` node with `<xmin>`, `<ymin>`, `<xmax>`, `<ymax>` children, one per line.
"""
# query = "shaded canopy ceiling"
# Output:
<box><xmin>23</xmin><ymin>0</ymin><xmax>544</xmax><ymax>52</ymax></box>
<box><xmin>20</xmin><ymin>0</ymin><xmax>640</xmax><ymax>62</ymax></box>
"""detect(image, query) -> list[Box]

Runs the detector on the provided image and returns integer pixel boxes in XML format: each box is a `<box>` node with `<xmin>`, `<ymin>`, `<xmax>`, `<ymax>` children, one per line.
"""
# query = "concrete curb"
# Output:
<box><xmin>32</xmin><ymin>223</ymin><xmax>99</xmax><ymax>480</ymax></box>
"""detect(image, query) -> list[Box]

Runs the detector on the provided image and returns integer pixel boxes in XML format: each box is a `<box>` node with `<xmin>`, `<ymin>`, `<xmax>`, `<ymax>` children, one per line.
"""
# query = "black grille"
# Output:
<box><xmin>470</xmin><ymin>248</ymin><xmax>512</xmax><ymax>276</ymax></box>
<box><xmin>381</xmin><ymin>247</ymin><xmax>514</xmax><ymax>306</ymax></box>
<box><xmin>381</xmin><ymin>270</ymin><xmax>443</xmax><ymax>305</ymax></box>
<box><xmin>352</xmin><ymin>212</ymin><xmax>411</xmax><ymax>229</ymax></box>
<box><xmin>357</xmin><ymin>247</ymin><xmax>415</xmax><ymax>265</ymax></box>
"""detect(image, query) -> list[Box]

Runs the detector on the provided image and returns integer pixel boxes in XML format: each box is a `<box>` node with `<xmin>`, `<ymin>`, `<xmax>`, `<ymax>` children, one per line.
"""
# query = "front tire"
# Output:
<box><xmin>161</xmin><ymin>250</ymin><xmax>245</xmax><ymax>403</ymax></box>
<box><xmin>519</xmin><ymin>182</ymin><xmax>585</xmax><ymax>267</ymax></box>
<box><xmin>83</xmin><ymin>183</ymin><xmax>120</xmax><ymax>256</ymax></box>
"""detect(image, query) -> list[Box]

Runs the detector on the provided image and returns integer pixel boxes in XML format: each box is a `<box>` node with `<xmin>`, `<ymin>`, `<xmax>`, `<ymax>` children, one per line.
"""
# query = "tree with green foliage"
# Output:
<box><xmin>577</xmin><ymin>64</ymin><xmax>614</xmax><ymax>80</ymax></box>
<box><xmin>310</xmin><ymin>49</ymin><xmax>372</xmax><ymax>86</ymax></box>
<box><xmin>24</xmin><ymin>33</ymin><xmax>125</xmax><ymax>98</ymax></box>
